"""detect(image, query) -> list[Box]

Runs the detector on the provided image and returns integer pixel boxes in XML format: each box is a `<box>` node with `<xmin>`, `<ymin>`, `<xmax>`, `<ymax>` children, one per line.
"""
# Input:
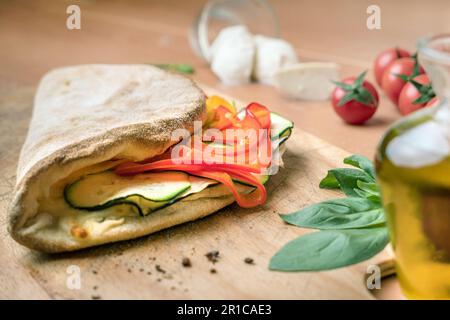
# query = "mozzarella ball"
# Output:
<box><xmin>210</xmin><ymin>25</ymin><xmax>255</xmax><ymax>85</ymax></box>
<box><xmin>253</xmin><ymin>35</ymin><xmax>298</xmax><ymax>84</ymax></box>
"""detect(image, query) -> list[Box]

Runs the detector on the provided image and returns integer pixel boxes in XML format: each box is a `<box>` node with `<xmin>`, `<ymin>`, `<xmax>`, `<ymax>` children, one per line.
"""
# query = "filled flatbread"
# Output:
<box><xmin>8</xmin><ymin>64</ymin><xmax>293</xmax><ymax>253</ymax></box>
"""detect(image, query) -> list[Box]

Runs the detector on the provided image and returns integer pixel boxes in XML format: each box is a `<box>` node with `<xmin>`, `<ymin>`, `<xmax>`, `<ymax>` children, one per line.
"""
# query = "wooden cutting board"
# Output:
<box><xmin>0</xmin><ymin>86</ymin><xmax>393</xmax><ymax>300</ymax></box>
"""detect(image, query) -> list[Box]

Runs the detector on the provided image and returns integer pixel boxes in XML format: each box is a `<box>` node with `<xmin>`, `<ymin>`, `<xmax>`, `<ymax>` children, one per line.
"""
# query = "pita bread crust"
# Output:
<box><xmin>8</xmin><ymin>64</ymin><xmax>209</xmax><ymax>252</ymax></box>
<box><xmin>14</xmin><ymin>191</ymin><xmax>235</xmax><ymax>253</ymax></box>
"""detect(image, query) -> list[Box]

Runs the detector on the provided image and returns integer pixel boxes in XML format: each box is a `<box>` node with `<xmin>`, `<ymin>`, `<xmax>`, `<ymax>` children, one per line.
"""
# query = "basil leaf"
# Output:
<box><xmin>353</xmin><ymin>189</ymin><xmax>381</xmax><ymax>203</ymax></box>
<box><xmin>269</xmin><ymin>227</ymin><xmax>389</xmax><ymax>271</ymax></box>
<box><xmin>356</xmin><ymin>180</ymin><xmax>380</xmax><ymax>197</ymax></box>
<box><xmin>319</xmin><ymin>171</ymin><xmax>340</xmax><ymax>189</ymax></box>
<box><xmin>281</xmin><ymin>197</ymin><xmax>385</xmax><ymax>230</ymax></box>
<box><xmin>328</xmin><ymin>168</ymin><xmax>374</xmax><ymax>197</ymax></box>
<box><xmin>154</xmin><ymin>63</ymin><xmax>195</xmax><ymax>74</ymax></box>
<box><xmin>353</xmin><ymin>180</ymin><xmax>381</xmax><ymax>203</ymax></box>
<box><xmin>343</xmin><ymin>154</ymin><xmax>376</xmax><ymax>179</ymax></box>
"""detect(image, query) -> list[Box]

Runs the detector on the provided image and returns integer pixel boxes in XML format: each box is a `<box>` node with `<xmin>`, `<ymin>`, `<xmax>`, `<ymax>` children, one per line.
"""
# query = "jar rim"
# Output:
<box><xmin>418</xmin><ymin>33</ymin><xmax>450</xmax><ymax>64</ymax></box>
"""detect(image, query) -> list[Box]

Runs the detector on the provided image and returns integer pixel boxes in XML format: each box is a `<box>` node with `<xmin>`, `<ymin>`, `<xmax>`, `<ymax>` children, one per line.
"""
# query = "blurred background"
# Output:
<box><xmin>1</xmin><ymin>0</ymin><xmax>449</xmax><ymax>156</ymax></box>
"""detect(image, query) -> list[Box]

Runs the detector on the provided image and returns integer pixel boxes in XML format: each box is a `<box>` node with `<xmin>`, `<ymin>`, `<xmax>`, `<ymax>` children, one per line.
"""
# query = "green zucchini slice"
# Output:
<box><xmin>65</xmin><ymin>171</ymin><xmax>198</xmax><ymax>216</ymax></box>
<box><xmin>270</xmin><ymin>112</ymin><xmax>294</xmax><ymax>140</ymax></box>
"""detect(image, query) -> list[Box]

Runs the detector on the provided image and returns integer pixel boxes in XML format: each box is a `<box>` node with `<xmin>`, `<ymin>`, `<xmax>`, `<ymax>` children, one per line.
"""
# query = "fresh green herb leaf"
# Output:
<box><xmin>281</xmin><ymin>197</ymin><xmax>385</xmax><ymax>230</ymax></box>
<box><xmin>356</xmin><ymin>180</ymin><xmax>380</xmax><ymax>197</ymax></box>
<box><xmin>353</xmin><ymin>189</ymin><xmax>380</xmax><ymax>203</ymax></box>
<box><xmin>269</xmin><ymin>227</ymin><xmax>389</xmax><ymax>272</ymax></box>
<box><xmin>319</xmin><ymin>171</ymin><xmax>340</xmax><ymax>189</ymax></box>
<box><xmin>343</xmin><ymin>154</ymin><xmax>376</xmax><ymax>179</ymax></box>
<box><xmin>327</xmin><ymin>168</ymin><xmax>375</xmax><ymax>197</ymax></box>
<box><xmin>354</xmin><ymin>180</ymin><xmax>381</xmax><ymax>203</ymax></box>
<box><xmin>154</xmin><ymin>63</ymin><xmax>195</xmax><ymax>74</ymax></box>
<box><xmin>270</xmin><ymin>154</ymin><xmax>388</xmax><ymax>272</ymax></box>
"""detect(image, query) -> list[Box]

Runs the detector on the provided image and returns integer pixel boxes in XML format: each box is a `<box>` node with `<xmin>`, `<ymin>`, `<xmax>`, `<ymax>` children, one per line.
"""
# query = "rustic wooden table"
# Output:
<box><xmin>0</xmin><ymin>0</ymin><xmax>447</xmax><ymax>300</ymax></box>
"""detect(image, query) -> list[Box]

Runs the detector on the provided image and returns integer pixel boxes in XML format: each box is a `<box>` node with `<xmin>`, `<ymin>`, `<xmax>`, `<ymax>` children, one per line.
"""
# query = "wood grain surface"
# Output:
<box><xmin>0</xmin><ymin>86</ymin><xmax>392</xmax><ymax>299</ymax></box>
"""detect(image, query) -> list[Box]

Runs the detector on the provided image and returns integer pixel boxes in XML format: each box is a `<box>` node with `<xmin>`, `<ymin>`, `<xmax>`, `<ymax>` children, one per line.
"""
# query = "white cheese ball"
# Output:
<box><xmin>210</xmin><ymin>25</ymin><xmax>255</xmax><ymax>85</ymax></box>
<box><xmin>253</xmin><ymin>35</ymin><xmax>298</xmax><ymax>84</ymax></box>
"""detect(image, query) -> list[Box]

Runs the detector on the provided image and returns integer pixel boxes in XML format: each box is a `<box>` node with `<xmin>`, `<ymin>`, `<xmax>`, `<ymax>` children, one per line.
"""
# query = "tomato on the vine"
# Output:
<box><xmin>381</xmin><ymin>57</ymin><xmax>425</xmax><ymax>106</ymax></box>
<box><xmin>373</xmin><ymin>47</ymin><xmax>411</xmax><ymax>86</ymax></box>
<box><xmin>331</xmin><ymin>71</ymin><xmax>379</xmax><ymax>125</ymax></box>
<box><xmin>398</xmin><ymin>74</ymin><xmax>436</xmax><ymax>115</ymax></box>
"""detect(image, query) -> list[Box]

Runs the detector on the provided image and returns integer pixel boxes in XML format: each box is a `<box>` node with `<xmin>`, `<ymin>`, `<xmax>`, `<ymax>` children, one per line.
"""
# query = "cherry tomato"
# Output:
<box><xmin>331</xmin><ymin>71</ymin><xmax>379</xmax><ymax>125</ymax></box>
<box><xmin>381</xmin><ymin>57</ymin><xmax>425</xmax><ymax>106</ymax></box>
<box><xmin>398</xmin><ymin>74</ymin><xmax>436</xmax><ymax>115</ymax></box>
<box><xmin>374</xmin><ymin>47</ymin><xmax>410</xmax><ymax>86</ymax></box>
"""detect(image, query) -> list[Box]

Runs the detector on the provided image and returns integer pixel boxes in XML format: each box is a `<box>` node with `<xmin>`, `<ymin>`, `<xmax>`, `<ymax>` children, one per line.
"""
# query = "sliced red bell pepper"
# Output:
<box><xmin>246</xmin><ymin>102</ymin><xmax>271</xmax><ymax>129</ymax></box>
<box><xmin>115</xmin><ymin>158</ymin><xmax>262</xmax><ymax>176</ymax></box>
<box><xmin>114</xmin><ymin>99</ymin><xmax>274</xmax><ymax>208</ymax></box>
<box><xmin>186</xmin><ymin>170</ymin><xmax>265</xmax><ymax>208</ymax></box>
<box><xmin>209</xmin><ymin>106</ymin><xmax>240</xmax><ymax>130</ymax></box>
<box><xmin>205</xmin><ymin>95</ymin><xmax>236</xmax><ymax>126</ymax></box>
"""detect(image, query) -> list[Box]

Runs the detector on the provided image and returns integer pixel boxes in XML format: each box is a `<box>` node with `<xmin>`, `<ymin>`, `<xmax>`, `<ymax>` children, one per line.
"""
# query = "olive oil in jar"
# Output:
<box><xmin>377</xmin><ymin>112</ymin><xmax>450</xmax><ymax>299</ymax></box>
<box><xmin>376</xmin><ymin>34</ymin><xmax>450</xmax><ymax>299</ymax></box>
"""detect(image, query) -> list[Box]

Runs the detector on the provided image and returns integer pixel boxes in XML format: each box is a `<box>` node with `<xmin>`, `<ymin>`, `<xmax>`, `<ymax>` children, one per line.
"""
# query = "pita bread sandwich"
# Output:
<box><xmin>8</xmin><ymin>64</ymin><xmax>293</xmax><ymax>253</ymax></box>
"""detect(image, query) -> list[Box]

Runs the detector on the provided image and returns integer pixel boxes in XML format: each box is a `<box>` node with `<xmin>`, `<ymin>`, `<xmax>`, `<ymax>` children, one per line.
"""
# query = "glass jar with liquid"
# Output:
<box><xmin>376</xmin><ymin>34</ymin><xmax>450</xmax><ymax>299</ymax></box>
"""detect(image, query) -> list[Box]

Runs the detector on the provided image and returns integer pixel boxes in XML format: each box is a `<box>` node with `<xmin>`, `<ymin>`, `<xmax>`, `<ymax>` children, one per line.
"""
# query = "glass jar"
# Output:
<box><xmin>189</xmin><ymin>0</ymin><xmax>279</xmax><ymax>61</ymax></box>
<box><xmin>376</xmin><ymin>34</ymin><xmax>450</xmax><ymax>299</ymax></box>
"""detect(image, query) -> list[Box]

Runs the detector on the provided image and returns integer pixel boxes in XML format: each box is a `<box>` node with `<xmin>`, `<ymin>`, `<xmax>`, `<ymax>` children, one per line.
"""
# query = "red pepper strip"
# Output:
<box><xmin>205</xmin><ymin>107</ymin><xmax>265</xmax><ymax>159</ymax></box>
<box><xmin>209</xmin><ymin>106</ymin><xmax>240</xmax><ymax>130</ymax></box>
<box><xmin>224</xmin><ymin>169</ymin><xmax>267</xmax><ymax>205</ymax></box>
<box><xmin>246</xmin><ymin>102</ymin><xmax>271</xmax><ymax>129</ymax></box>
<box><xmin>182</xmin><ymin>170</ymin><xmax>265</xmax><ymax>208</ymax></box>
<box><xmin>206</xmin><ymin>102</ymin><xmax>271</xmax><ymax>164</ymax></box>
<box><xmin>245</xmin><ymin>102</ymin><xmax>272</xmax><ymax>167</ymax></box>
<box><xmin>205</xmin><ymin>96</ymin><xmax>236</xmax><ymax>126</ymax></box>
<box><xmin>115</xmin><ymin>158</ymin><xmax>262</xmax><ymax>176</ymax></box>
